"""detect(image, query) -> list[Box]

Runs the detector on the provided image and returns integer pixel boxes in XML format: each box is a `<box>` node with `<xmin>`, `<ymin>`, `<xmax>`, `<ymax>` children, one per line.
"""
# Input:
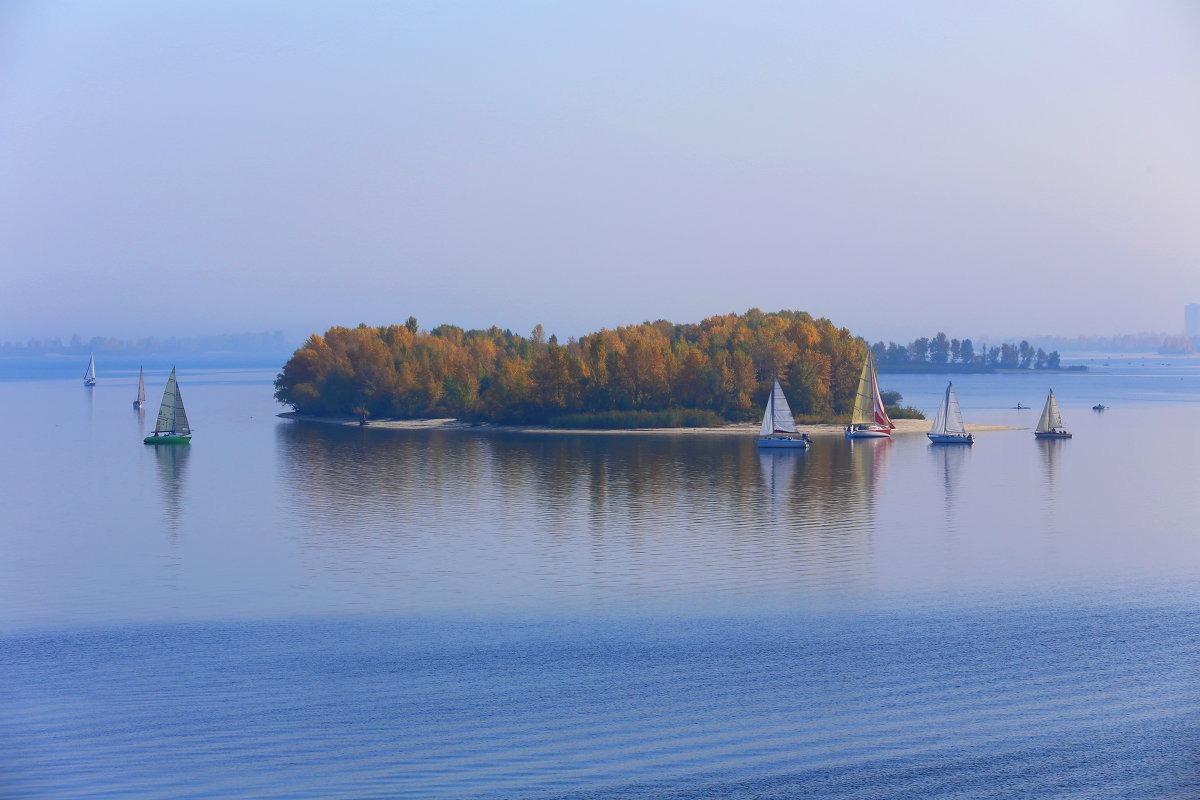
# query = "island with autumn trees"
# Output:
<box><xmin>273</xmin><ymin>309</ymin><xmax>923</xmax><ymax>428</ymax></box>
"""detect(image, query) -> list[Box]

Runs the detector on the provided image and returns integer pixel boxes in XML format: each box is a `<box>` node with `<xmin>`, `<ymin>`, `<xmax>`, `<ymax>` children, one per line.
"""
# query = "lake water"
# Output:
<box><xmin>2</xmin><ymin>356</ymin><xmax>1199</xmax><ymax>798</ymax></box>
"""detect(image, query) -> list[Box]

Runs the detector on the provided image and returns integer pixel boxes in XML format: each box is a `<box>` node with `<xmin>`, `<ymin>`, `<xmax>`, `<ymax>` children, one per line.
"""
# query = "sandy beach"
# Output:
<box><xmin>278</xmin><ymin>413</ymin><xmax>1022</xmax><ymax>436</ymax></box>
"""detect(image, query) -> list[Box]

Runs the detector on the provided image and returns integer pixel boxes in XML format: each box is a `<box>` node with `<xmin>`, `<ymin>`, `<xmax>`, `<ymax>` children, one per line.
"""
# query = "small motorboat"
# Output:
<box><xmin>1092</xmin><ymin>403</ymin><xmax>1107</xmax><ymax>411</ymax></box>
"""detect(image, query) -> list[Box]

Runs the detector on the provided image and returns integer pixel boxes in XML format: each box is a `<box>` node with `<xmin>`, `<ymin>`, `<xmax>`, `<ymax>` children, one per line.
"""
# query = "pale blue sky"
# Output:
<box><xmin>2</xmin><ymin>1</ymin><xmax>1198</xmax><ymax>343</ymax></box>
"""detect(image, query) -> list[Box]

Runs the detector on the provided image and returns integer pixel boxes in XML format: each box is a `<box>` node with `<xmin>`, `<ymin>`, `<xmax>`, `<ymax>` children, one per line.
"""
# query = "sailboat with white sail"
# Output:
<box><xmin>927</xmin><ymin>382</ymin><xmax>973</xmax><ymax>444</ymax></box>
<box><xmin>845</xmin><ymin>352</ymin><xmax>894</xmax><ymax>439</ymax></box>
<box><xmin>757</xmin><ymin>378</ymin><xmax>808</xmax><ymax>449</ymax></box>
<box><xmin>1034</xmin><ymin>389</ymin><xmax>1071</xmax><ymax>439</ymax></box>
<box><xmin>83</xmin><ymin>353</ymin><xmax>96</xmax><ymax>386</ymax></box>
<box><xmin>133</xmin><ymin>365</ymin><xmax>146</xmax><ymax>409</ymax></box>
<box><xmin>144</xmin><ymin>367</ymin><xmax>192</xmax><ymax>444</ymax></box>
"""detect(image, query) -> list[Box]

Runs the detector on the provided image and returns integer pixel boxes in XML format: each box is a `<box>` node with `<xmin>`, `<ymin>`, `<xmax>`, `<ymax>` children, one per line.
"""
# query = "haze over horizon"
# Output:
<box><xmin>2</xmin><ymin>1</ymin><xmax>1198</xmax><ymax>345</ymax></box>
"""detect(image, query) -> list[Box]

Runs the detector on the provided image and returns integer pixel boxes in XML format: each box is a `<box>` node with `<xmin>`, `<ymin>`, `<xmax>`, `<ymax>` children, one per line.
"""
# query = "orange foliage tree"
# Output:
<box><xmin>274</xmin><ymin>310</ymin><xmax>869</xmax><ymax>423</ymax></box>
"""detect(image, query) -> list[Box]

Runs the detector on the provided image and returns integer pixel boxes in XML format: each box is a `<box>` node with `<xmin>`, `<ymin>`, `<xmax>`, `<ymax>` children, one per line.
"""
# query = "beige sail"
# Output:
<box><xmin>850</xmin><ymin>352</ymin><xmax>894</xmax><ymax>429</ymax></box>
<box><xmin>850</xmin><ymin>357</ymin><xmax>874</xmax><ymax>426</ymax></box>
<box><xmin>1035</xmin><ymin>390</ymin><xmax>1064</xmax><ymax>433</ymax></box>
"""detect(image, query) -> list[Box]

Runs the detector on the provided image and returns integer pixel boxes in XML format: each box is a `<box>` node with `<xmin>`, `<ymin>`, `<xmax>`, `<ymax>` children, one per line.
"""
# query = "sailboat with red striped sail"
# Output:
<box><xmin>844</xmin><ymin>351</ymin><xmax>894</xmax><ymax>439</ymax></box>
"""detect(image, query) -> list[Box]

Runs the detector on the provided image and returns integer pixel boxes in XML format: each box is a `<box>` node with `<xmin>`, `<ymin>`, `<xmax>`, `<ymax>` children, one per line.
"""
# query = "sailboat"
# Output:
<box><xmin>845</xmin><ymin>351</ymin><xmax>894</xmax><ymax>439</ymax></box>
<box><xmin>757</xmin><ymin>378</ymin><xmax>809</xmax><ymax>449</ymax></box>
<box><xmin>83</xmin><ymin>353</ymin><xmax>96</xmax><ymax>386</ymax></box>
<box><xmin>927</xmin><ymin>382</ymin><xmax>973</xmax><ymax>444</ymax></box>
<box><xmin>144</xmin><ymin>367</ymin><xmax>192</xmax><ymax>444</ymax></box>
<box><xmin>1034</xmin><ymin>389</ymin><xmax>1071</xmax><ymax>439</ymax></box>
<box><xmin>133</xmin><ymin>365</ymin><xmax>146</xmax><ymax>409</ymax></box>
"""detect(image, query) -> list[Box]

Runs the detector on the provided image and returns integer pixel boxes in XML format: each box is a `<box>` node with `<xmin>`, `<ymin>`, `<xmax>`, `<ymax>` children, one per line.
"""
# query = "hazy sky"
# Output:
<box><xmin>2</xmin><ymin>1</ymin><xmax>1199</xmax><ymax>344</ymax></box>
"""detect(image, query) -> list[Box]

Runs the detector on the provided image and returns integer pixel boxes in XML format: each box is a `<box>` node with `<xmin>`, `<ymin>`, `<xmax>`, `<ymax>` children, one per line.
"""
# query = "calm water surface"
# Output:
<box><xmin>2</xmin><ymin>357</ymin><xmax>1199</xmax><ymax>798</ymax></box>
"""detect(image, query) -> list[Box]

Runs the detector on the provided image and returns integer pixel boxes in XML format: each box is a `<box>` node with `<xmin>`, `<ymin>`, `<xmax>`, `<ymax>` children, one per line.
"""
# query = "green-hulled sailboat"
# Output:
<box><xmin>144</xmin><ymin>367</ymin><xmax>192</xmax><ymax>444</ymax></box>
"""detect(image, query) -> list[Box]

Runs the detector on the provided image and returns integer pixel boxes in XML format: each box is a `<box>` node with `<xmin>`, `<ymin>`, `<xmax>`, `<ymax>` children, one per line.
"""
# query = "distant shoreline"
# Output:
<box><xmin>878</xmin><ymin>364</ymin><xmax>1087</xmax><ymax>374</ymax></box>
<box><xmin>278</xmin><ymin>413</ymin><xmax>1021</xmax><ymax>436</ymax></box>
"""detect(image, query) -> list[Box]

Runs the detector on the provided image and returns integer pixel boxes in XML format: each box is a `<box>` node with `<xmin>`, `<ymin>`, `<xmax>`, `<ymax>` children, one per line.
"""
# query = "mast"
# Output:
<box><xmin>137</xmin><ymin>366</ymin><xmax>146</xmax><ymax>405</ymax></box>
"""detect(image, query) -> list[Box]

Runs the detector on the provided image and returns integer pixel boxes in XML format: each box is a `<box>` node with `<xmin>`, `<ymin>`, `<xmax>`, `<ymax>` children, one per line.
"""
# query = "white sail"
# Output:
<box><xmin>173</xmin><ymin>377</ymin><xmax>191</xmax><ymax>435</ymax></box>
<box><xmin>84</xmin><ymin>353</ymin><xmax>96</xmax><ymax>383</ymax></box>
<box><xmin>759</xmin><ymin>386</ymin><xmax>775</xmax><ymax>436</ymax></box>
<box><xmin>759</xmin><ymin>379</ymin><xmax>797</xmax><ymax>435</ymax></box>
<box><xmin>154</xmin><ymin>369</ymin><xmax>177</xmax><ymax>433</ymax></box>
<box><xmin>771</xmin><ymin>379</ymin><xmax>796</xmax><ymax>433</ymax></box>
<box><xmin>136</xmin><ymin>366</ymin><xmax>146</xmax><ymax>405</ymax></box>
<box><xmin>946</xmin><ymin>384</ymin><xmax>966</xmax><ymax>435</ymax></box>
<box><xmin>929</xmin><ymin>387</ymin><xmax>948</xmax><ymax>435</ymax></box>
<box><xmin>1036</xmin><ymin>390</ymin><xmax>1063</xmax><ymax>433</ymax></box>
<box><xmin>930</xmin><ymin>382</ymin><xmax>966</xmax><ymax>436</ymax></box>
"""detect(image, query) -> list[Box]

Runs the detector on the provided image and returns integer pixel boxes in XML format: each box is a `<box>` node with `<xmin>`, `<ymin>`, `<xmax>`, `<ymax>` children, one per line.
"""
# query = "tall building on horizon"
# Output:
<box><xmin>1186</xmin><ymin>303</ymin><xmax>1200</xmax><ymax>337</ymax></box>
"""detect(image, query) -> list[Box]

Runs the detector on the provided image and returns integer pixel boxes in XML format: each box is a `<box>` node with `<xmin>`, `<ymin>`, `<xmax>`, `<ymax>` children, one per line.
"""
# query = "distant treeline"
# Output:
<box><xmin>1158</xmin><ymin>335</ymin><xmax>1200</xmax><ymax>355</ymax></box>
<box><xmin>1023</xmin><ymin>332</ymin><xmax>1197</xmax><ymax>354</ymax></box>
<box><xmin>274</xmin><ymin>310</ymin><xmax>872</xmax><ymax>424</ymax></box>
<box><xmin>0</xmin><ymin>331</ymin><xmax>289</xmax><ymax>356</ymax></box>
<box><xmin>871</xmin><ymin>333</ymin><xmax>1070</xmax><ymax>371</ymax></box>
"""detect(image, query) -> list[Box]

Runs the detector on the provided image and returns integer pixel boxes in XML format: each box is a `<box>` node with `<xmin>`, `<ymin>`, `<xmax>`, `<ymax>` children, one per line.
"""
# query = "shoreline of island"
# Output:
<box><xmin>278</xmin><ymin>413</ymin><xmax>1022</xmax><ymax>436</ymax></box>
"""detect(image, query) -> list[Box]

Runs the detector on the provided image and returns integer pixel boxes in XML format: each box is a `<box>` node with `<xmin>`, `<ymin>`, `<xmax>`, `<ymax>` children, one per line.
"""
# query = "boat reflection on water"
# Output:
<box><xmin>930</xmin><ymin>442</ymin><xmax>971</xmax><ymax>535</ymax></box>
<box><xmin>153</xmin><ymin>443</ymin><xmax>190</xmax><ymax>539</ymax></box>
<box><xmin>757</xmin><ymin>449</ymin><xmax>798</xmax><ymax>516</ymax></box>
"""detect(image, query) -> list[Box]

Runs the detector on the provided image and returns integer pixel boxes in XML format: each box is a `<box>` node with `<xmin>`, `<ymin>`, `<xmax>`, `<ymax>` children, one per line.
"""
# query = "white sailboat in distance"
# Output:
<box><xmin>83</xmin><ymin>353</ymin><xmax>96</xmax><ymax>386</ymax></box>
<box><xmin>845</xmin><ymin>351</ymin><xmax>894</xmax><ymax>439</ymax></box>
<box><xmin>927</xmin><ymin>382</ymin><xmax>973</xmax><ymax>444</ymax></box>
<box><xmin>1034</xmin><ymin>389</ymin><xmax>1071</xmax><ymax>439</ymax></box>
<box><xmin>133</xmin><ymin>365</ymin><xmax>146</xmax><ymax>409</ymax></box>
<box><xmin>757</xmin><ymin>378</ymin><xmax>809</xmax><ymax>449</ymax></box>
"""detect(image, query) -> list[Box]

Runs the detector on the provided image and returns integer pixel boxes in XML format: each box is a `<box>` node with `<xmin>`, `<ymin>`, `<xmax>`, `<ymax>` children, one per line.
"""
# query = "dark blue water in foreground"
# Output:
<box><xmin>2</xmin><ymin>356</ymin><xmax>1199</xmax><ymax>798</ymax></box>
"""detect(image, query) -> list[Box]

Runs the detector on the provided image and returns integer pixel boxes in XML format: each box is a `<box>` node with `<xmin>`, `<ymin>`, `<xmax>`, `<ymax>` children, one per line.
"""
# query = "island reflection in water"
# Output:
<box><xmin>275</xmin><ymin>422</ymin><xmax>903</xmax><ymax>612</ymax></box>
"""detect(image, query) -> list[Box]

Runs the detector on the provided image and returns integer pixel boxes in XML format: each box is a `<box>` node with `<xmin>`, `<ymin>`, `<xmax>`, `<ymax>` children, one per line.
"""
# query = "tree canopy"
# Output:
<box><xmin>274</xmin><ymin>310</ymin><xmax>870</xmax><ymax>424</ymax></box>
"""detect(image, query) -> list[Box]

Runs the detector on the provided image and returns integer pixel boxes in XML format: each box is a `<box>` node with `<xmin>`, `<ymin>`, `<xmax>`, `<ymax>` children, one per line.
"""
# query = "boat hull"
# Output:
<box><xmin>1034</xmin><ymin>431</ymin><xmax>1072</xmax><ymax>439</ymax></box>
<box><xmin>928</xmin><ymin>433</ymin><xmax>973</xmax><ymax>444</ymax></box>
<box><xmin>845</xmin><ymin>427</ymin><xmax>890</xmax><ymax>439</ymax></box>
<box><xmin>144</xmin><ymin>435</ymin><xmax>191</xmax><ymax>445</ymax></box>
<box><xmin>756</xmin><ymin>436</ymin><xmax>809</xmax><ymax>449</ymax></box>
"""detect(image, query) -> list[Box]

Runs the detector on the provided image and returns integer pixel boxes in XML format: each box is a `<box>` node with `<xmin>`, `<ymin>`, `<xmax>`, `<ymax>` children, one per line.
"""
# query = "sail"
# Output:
<box><xmin>929</xmin><ymin>386</ymin><xmax>949</xmax><ymax>435</ymax></box>
<box><xmin>759</xmin><ymin>385</ymin><xmax>774</xmax><ymax>436</ymax></box>
<box><xmin>759</xmin><ymin>379</ymin><xmax>797</xmax><ymax>434</ymax></box>
<box><xmin>137</xmin><ymin>366</ymin><xmax>146</xmax><ymax>404</ymax></box>
<box><xmin>771</xmin><ymin>379</ymin><xmax>796</xmax><ymax>433</ymax></box>
<box><xmin>84</xmin><ymin>353</ymin><xmax>96</xmax><ymax>382</ymax></box>
<box><xmin>1036</xmin><ymin>390</ymin><xmax>1063</xmax><ymax>432</ymax></box>
<box><xmin>945</xmin><ymin>383</ymin><xmax>966</xmax><ymax>435</ymax></box>
<box><xmin>173</xmin><ymin>377</ymin><xmax>191</xmax><ymax>435</ymax></box>
<box><xmin>869</xmin><ymin>360</ymin><xmax>895</xmax><ymax>429</ymax></box>
<box><xmin>155</xmin><ymin>368</ymin><xmax>179</xmax><ymax>434</ymax></box>
<box><xmin>850</xmin><ymin>357</ymin><xmax>874</xmax><ymax>426</ymax></box>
